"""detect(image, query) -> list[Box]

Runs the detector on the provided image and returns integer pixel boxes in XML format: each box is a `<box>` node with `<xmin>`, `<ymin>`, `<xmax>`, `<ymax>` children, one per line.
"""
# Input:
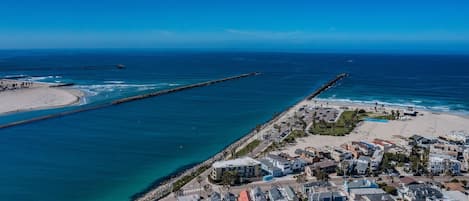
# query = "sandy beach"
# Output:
<box><xmin>0</xmin><ymin>79</ymin><xmax>83</xmax><ymax>115</ymax></box>
<box><xmin>280</xmin><ymin>99</ymin><xmax>469</xmax><ymax>155</ymax></box>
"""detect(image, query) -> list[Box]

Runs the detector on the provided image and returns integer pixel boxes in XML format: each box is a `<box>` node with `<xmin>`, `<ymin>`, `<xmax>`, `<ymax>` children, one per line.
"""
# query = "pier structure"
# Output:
<box><xmin>0</xmin><ymin>72</ymin><xmax>259</xmax><ymax>129</ymax></box>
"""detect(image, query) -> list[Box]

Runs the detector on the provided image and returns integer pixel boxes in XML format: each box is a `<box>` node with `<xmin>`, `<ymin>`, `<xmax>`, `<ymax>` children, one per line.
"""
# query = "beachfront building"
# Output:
<box><xmin>398</xmin><ymin>183</ymin><xmax>443</xmax><ymax>201</ymax></box>
<box><xmin>265</xmin><ymin>154</ymin><xmax>293</xmax><ymax>175</ymax></box>
<box><xmin>444</xmin><ymin>131</ymin><xmax>469</xmax><ymax>144</ymax></box>
<box><xmin>278</xmin><ymin>152</ymin><xmax>307</xmax><ymax>172</ymax></box>
<box><xmin>210</xmin><ymin>157</ymin><xmax>262</xmax><ymax>182</ymax></box>
<box><xmin>427</xmin><ymin>154</ymin><xmax>461</xmax><ymax>175</ymax></box>
<box><xmin>372</xmin><ymin>138</ymin><xmax>395</xmax><ymax>152</ymax></box>
<box><xmin>370</xmin><ymin>149</ymin><xmax>384</xmax><ymax>171</ymax></box>
<box><xmin>430</xmin><ymin>143</ymin><xmax>461</xmax><ymax>159</ymax></box>
<box><xmin>259</xmin><ymin>159</ymin><xmax>283</xmax><ymax>177</ymax></box>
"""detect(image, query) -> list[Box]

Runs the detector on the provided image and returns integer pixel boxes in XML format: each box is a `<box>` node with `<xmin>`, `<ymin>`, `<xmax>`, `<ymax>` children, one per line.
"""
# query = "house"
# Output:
<box><xmin>427</xmin><ymin>154</ymin><xmax>461</xmax><ymax>175</ymax></box>
<box><xmin>239</xmin><ymin>190</ymin><xmax>251</xmax><ymax>201</ymax></box>
<box><xmin>362</xmin><ymin>193</ymin><xmax>395</xmax><ymax>201</ymax></box>
<box><xmin>344</xmin><ymin>179</ymin><xmax>378</xmax><ymax>193</ymax></box>
<box><xmin>373</xmin><ymin>138</ymin><xmax>395</xmax><ymax>151</ymax></box>
<box><xmin>282</xmin><ymin>186</ymin><xmax>299</xmax><ymax>201</ymax></box>
<box><xmin>259</xmin><ymin>159</ymin><xmax>283</xmax><ymax>177</ymax></box>
<box><xmin>250</xmin><ymin>186</ymin><xmax>267</xmax><ymax>201</ymax></box>
<box><xmin>370</xmin><ymin>149</ymin><xmax>384</xmax><ymax>171</ymax></box>
<box><xmin>309</xmin><ymin>191</ymin><xmax>347</xmax><ymax>201</ymax></box>
<box><xmin>211</xmin><ymin>192</ymin><xmax>222</xmax><ymax>201</ymax></box>
<box><xmin>330</xmin><ymin>147</ymin><xmax>353</xmax><ymax>162</ymax></box>
<box><xmin>409</xmin><ymin>135</ymin><xmax>437</xmax><ymax>147</ymax></box>
<box><xmin>349</xmin><ymin>188</ymin><xmax>387</xmax><ymax>200</ymax></box>
<box><xmin>463</xmin><ymin>149</ymin><xmax>469</xmax><ymax>172</ymax></box>
<box><xmin>269</xmin><ymin>187</ymin><xmax>287</xmax><ymax>201</ymax></box>
<box><xmin>266</xmin><ymin>154</ymin><xmax>293</xmax><ymax>175</ymax></box>
<box><xmin>305</xmin><ymin>160</ymin><xmax>337</xmax><ymax>177</ymax></box>
<box><xmin>354</xmin><ymin>156</ymin><xmax>370</xmax><ymax>175</ymax></box>
<box><xmin>302</xmin><ymin>181</ymin><xmax>332</xmax><ymax>195</ymax></box>
<box><xmin>222</xmin><ymin>192</ymin><xmax>237</xmax><ymax>201</ymax></box>
<box><xmin>430</xmin><ymin>143</ymin><xmax>461</xmax><ymax>159</ymax></box>
<box><xmin>295</xmin><ymin>148</ymin><xmax>321</xmax><ymax>164</ymax></box>
<box><xmin>443</xmin><ymin>190</ymin><xmax>469</xmax><ymax>201</ymax></box>
<box><xmin>444</xmin><ymin>131</ymin><xmax>469</xmax><ymax>144</ymax></box>
<box><xmin>211</xmin><ymin>157</ymin><xmax>262</xmax><ymax>182</ymax></box>
<box><xmin>278</xmin><ymin>152</ymin><xmax>307</xmax><ymax>172</ymax></box>
<box><xmin>398</xmin><ymin>183</ymin><xmax>443</xmax><ymax>201</ymax></box>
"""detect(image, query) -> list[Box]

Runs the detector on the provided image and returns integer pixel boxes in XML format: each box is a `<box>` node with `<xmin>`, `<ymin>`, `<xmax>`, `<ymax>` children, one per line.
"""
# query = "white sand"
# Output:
<box><xmin>278</xmin><ymin>99</ymin><xmax>469</xmax><ymax>155</ymax></box>
<box><xmin>0</xmin><ymin>80</ymin><xmax>83</xmax><ymax>115</ymax></box>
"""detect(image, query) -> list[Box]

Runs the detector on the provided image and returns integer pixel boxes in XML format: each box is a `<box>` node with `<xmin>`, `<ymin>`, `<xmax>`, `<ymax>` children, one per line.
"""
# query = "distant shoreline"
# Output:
<box><xmin>0</xmin><ymin>79</ymin><xmax>84</xmax><ymax>115</ymax></box>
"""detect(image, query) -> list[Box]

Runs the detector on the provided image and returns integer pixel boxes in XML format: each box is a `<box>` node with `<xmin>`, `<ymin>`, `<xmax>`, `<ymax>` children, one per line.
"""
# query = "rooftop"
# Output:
<box><xmin>311</xmin><ymin>160</ymin><xmax>337</xmax><ymax>169</ymax></box>
<box><xmin>213</xmin><ymin>157</ymin><xmax>260</xmax><ymax>169</ymax></box>
<box><xmin>349</xmin><ymin>188</ymin><xmax>386</xmax><ymax>195</ymax></box>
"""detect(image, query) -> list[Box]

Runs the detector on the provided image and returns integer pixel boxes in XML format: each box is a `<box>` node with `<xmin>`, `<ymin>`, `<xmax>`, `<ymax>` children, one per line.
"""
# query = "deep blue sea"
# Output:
<box><xmin>0</xmin><ymin>50</ymin><xmax>468</xmax><ymax>201</ymax></box>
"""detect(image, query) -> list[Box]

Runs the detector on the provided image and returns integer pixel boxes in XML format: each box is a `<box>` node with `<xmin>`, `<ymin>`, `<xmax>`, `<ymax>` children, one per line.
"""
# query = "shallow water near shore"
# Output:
<box><xmin>0</xmin><ymin>50</ymin><xmax>469</xmax><ymax>201</ymax></box>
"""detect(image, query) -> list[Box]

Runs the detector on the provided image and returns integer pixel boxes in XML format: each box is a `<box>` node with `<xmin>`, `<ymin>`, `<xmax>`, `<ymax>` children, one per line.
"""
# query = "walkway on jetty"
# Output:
<box><xmin>0</xmin><ymin>72</ymin><xmax>259</xmax><ymax>129</ymax></box>
<box><xmin>133</xmin><ymin>72</ymin><xmax>349</xmax><ymax>201</ymax></box>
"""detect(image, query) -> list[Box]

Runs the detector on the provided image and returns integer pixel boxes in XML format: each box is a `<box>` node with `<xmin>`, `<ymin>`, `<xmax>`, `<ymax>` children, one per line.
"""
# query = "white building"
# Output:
<box><xmin>462</xmin><ymin>149</ymin><xmax>469</xmax><ymax>172</ymax></box>
<box><xmin>266</xmin><ymin>154</ymin><xmax>293</xmax><ymax>175</ymax></box>
<box><xmin>210</xmin><ymin>157</ymin><xmax>262</xmax><ymax>181</ymax></box>
<box><xmin>370</xmin><ymin>149</ymin><xmax>384</xmax><ymax>171</ymax></box>
<box><xmin>428</xmin><ymin>154</ymin><xmax>461</xmax><ymax>175</ymax></box>
<box><xmin>355</xmin><ymin>157</ymin><xmax>370</xmax><ymax>175</ymax></box>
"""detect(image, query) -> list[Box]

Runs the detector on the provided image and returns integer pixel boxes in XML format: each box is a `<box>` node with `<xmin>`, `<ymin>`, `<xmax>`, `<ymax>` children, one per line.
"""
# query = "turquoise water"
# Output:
<box><xmin>364</xmin><ymin>118</ymin><xmax>389</xmax><ymax>123</ymax></box>
<box><xmin>0</xmin><ymin>50</ymin><xmax>468</xmax><ymax>201</ymax></box>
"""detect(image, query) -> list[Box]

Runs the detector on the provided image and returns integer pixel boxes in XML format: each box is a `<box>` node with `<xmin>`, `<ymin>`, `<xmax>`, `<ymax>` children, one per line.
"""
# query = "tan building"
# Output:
<box><xmin>210</xmin><ymin>157</ymin><xmax>261</xmax><ymax>182</ymax></box>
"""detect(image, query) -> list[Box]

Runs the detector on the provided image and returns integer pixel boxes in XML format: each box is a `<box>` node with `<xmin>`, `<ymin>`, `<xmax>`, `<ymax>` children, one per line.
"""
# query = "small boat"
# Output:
<box><xmin>116</xmin><ymin>64</ymin><xmax>126</xmax><ymax>69</ymax></box>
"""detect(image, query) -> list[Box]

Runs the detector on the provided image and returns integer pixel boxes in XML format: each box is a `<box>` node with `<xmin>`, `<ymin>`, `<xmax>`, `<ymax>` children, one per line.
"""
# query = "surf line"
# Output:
<box><xmin>0</xmin><ymin>72</ymin><xmax>260</xmax><ymax>129</ymax></box>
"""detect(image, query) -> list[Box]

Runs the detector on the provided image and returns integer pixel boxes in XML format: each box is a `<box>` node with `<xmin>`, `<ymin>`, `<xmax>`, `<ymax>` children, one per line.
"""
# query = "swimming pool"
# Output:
<box><xmin>364</xmin><ymin>118</ymin><xmax>389</xmax><ymax>123</ymax></box>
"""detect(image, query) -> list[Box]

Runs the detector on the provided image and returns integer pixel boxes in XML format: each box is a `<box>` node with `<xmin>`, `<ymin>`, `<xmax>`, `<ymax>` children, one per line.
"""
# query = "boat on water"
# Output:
<box><xmin>116</xmin><ymin>64</ymin><xmax>126</xmax><ymax>69</ymax></box>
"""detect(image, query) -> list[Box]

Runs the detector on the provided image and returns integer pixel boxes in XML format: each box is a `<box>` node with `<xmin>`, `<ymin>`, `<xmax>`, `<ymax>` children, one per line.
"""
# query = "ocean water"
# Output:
<box><xmin>0</xmin><ymin>50</ymin><xmax>468</xmax><ymax>201</ymax></box>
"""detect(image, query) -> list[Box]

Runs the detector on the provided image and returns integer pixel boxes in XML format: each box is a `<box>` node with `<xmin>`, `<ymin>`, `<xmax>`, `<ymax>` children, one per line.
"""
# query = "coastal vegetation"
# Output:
<box><xmin>234</xmin><ymin>139</ymin><xmax>260</xmax><ymax>158</ymax></box>
<box><xmin>309</xmin><ymin>110</ymin><xmax>361</xmax><ymax>136</ymax></box>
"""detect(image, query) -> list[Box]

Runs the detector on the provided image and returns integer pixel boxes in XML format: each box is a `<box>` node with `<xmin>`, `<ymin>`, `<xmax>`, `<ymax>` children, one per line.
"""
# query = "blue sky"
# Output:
<box><xmin>1</xmin><ymin>0</ymin><xmax>469</xmax><ymax>52</ymax></box>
